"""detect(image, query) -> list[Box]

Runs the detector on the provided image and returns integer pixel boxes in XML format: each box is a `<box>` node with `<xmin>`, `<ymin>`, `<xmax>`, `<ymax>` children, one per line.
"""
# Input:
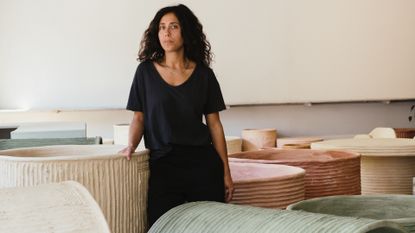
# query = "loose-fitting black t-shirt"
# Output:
<box><xmin>127</xmin><ymin>61</ymin><xmax>226</xmax><ymax>159</ymax></box>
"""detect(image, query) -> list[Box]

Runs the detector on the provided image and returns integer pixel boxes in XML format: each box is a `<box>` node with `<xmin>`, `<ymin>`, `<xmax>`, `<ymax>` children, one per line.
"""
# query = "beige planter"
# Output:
<box><xmin>0</xmin><ymin>145</ymin><xmax>149</xmax><ymax>233</ymax></box>
<box><xmin>0</xmin><ymin>181</ymin><xmax>111</xmax><ymax>233</ymax></box>
<box><xmin>242</xmin><ymin>128</ymin><xmax>277</xmax><ymax>151</ymax></box>
<box><xmin>277</xmin><ymin>137</ymin><xmax>323</xmax><ymax>149</ymax></box>
<box><xmin>225</xmin><ymin>136</ymin><xmax>242</xmax><ymax>154</ymax></box>
<box><xmin>230</xmin><ymin>149</ymin><xmax>361</xmax><ymax>199</ymax></box>
<box><xmin>230</xmin><ymin>162</ymin><xmax>305</xmax><ymax>208</ymax></box>
<box><xmin>312</xmin><ymin>138</ymin><xmax>415</xmax><ymax>195</ymax></box>
<box><xmin>369</xmin><ymin>127</ymin><xmax>397</xmax><ymax>138</ymax></box>
<box><xmin>113</xmin><ymin>124</ymin><xmax>145</xmax><ymax>149</ymax></box>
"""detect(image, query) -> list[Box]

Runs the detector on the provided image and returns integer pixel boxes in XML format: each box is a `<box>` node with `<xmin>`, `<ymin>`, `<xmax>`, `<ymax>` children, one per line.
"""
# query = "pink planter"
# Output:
<box><xmin>241</xmin><ymin>129</ymin><xmax>277</xmax><ymax>151</ymax></box>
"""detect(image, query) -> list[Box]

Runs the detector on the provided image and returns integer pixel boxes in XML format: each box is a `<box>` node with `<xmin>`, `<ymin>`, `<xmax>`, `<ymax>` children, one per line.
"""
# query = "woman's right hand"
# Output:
<box><xmin>119</xmin><ymin>146</ymin><xmax>136</xmax><ymax>161</ymax></box>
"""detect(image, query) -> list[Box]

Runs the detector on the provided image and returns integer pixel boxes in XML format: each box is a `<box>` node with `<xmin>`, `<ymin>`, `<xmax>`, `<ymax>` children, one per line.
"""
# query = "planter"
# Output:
<box><xmin>230</xmin><ymin>162</ymin><xmax>305</xmax><ymax>208</ymax></box>
<box><xmin>0</xmin><ymin>145</ymin><xmax>150</xmax><ymax>233</ymax></box>
<box><xmin>229</xmin><ymin>148</ymin><xmax>360</xmax><ymax>199</ymax></box>
<box><xmin>225</xmin><ymin>136</ymin><xmax>242</xmax><ymax>154</ymax></box>
<box><xmin>148</xmin><ymin>202</ymin><xmax>406</xmax><ymax>233</ymax></box>
<box><xmin>288</xmin><ymin>195</ymin><xmax>415</xmax><ymax>233</ymax></box>
<box><xmin>277</xmin><ymin>137</ymin><xmax>323</xmax><ymax>149</ymax></box>
<box><xmin>241</xmin><ymin>128</ymin><xmax>277</xmax><ymax>151</ymax></box>
<box><xmin>0</xmin><ymin>181</ymin><xmax>110</xmax><ymax>233</ymax></box>
<box><xmin>394</xmin><ymin>128</ymin><xmax>415</xmax><ymax>139</ymax></box>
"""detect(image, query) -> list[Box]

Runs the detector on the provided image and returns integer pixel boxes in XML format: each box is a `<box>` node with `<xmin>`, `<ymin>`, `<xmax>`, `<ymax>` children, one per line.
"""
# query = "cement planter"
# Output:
<box><xmin>148</xmin><ymin>202</ymin><xmax>407</xmax><ymax>233</ymax></box>
<box><xmin>241</xmin><ymin>128</ymin><xmax>277</xmax><ymax>151</ymax></box>
<box><xmin>0</xmin><ymin>181</ymin><xmax>111</xmax><ymax>233</ymax></box>
<box><xmin>288</xmin><ymin>195</ymin><xmax>415</xmax><ymax>233</ymax></box>
<box><xmin>0</xmin><ymin>145</ymin><xmax>149</xmax><ymax>233</ymax></box>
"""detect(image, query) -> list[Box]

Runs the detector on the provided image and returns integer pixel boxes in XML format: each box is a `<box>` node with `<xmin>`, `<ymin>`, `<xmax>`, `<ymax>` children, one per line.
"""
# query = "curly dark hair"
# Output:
<box><xmin>138</xmin><ymin>4</ymin><xmax>212</xmax><ymax>67</ymax></box>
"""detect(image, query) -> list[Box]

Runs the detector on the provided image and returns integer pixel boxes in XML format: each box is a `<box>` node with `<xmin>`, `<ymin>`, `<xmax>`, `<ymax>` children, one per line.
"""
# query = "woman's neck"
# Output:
<box><xmin>162</xmin><ymin>51</ymin><xmax>188</xmax><ymax>69</ymax></box>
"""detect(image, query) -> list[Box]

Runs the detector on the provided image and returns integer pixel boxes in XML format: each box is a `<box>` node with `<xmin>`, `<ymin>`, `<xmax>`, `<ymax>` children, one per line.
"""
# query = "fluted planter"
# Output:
<box><xmin>394</xmin><ymin>128</ymin><xmax>415</xmax><ymax>139</ymax></box>
<box><xmin>229</xmin><ymin>149</ymin><xmax>361</xmax><ymax>199</ymax></box>
<box><xmin>242</xmin><ymin>128</ymin><xmax>277</xmax><ymax>151</ymax></box>
<box><xmin>148</xmin><ymin>202</ymin><xmax>406</xmax><ymax>233</ymax></box>
<box><xmin>312</xmin><ymin>138</ymin><xmax>415</xmax><ymax>195</ymax></box>
<box><xmin>0</xmin><ymin>181</ymin><xmax>111</xmax><ymax>233</ymax></box>
<box><xmin>0</xmin><ymin>145</ymin><xmax>150</xmax><ymax>233</ymax></box>
<box><xmin>230</xmin><ymin>162</ymin><xmax>305</xmax><ymax>208</ymax></box>
<box><xmin>225</xmin><ymin>136</ymin><xmax>242</xmax><ymax>154</ymax></box>
<box><xmin>288</xmin><ymin>195</ymin><xmax>415</xmax><ymax>233</ymax></box>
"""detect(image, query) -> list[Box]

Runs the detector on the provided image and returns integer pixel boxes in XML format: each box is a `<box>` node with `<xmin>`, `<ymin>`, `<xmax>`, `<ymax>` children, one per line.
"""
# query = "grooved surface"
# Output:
<box><xmin>0</xmin><ymin>145</ymin><xmax>150</xmax><ymax>233</ymax></box>
<box><xmin>0</xmin><ymin>181</ymin><xmax>110</xmax><ymax>233</ymax></box>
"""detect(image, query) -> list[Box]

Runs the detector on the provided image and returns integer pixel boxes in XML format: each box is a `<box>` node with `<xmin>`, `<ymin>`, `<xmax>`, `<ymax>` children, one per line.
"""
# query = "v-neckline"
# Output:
<box><xmin>151</xmin><ymin>61</ymin><xmax>197</xmax><ymax>88</ymax></box>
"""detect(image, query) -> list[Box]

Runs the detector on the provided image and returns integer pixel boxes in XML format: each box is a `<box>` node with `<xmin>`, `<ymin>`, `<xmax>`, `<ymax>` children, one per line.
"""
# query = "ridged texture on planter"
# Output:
<box><xmin>225</xmin><ymin>136</ymin><xmax>242</xmax><ymax>154</ymax></box>
<box><xmin>229</xmin><ymin>149</ymin><xmax>361</xmax><ymax>199</ymax></box>
<box><xmin>312</xmin><ymin>138</ymin><xmax>415</xmax><ymax>195</ymax></box>
<box><xmin>0</xmin><ymin>145</ymin><xmax>149</xmax><ymax>233</ymax></box>
<box><xmin>230</xmin><ymin>162</ymin><xmax>305</xmax><ymax>208</ymax></box>
<box><xmin>0</xmin><ymin>181</ymin><xmax>110</xmax><ymax>233</ymax></box>
<box><xmin>277</xmin><ymin>137</ymin><xmax>323</xmax><ymax>149</ymax></box>
<box><xmin>242</xmin><ymin>128</ymin><xmax>277</xmax><ymax>151</ymax></box>
<box><xmin>288</xmin><ymin>195</ymin><xmax>415</xmax><ymax>233</ymax></box>
<box><xmin>148</xmin><ymin>202</ymin><xmax>407</xmax><ymax>233</ymax></box>
<box><xmin>394</xmin><ymin>128</ymin><xmax>415</xmax><ymax>139</ymax></box>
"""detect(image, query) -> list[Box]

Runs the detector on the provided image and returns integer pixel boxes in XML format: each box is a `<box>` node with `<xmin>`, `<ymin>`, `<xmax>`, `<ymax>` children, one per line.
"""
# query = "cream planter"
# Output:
<box><xmin>0</xmin><ymin>181</ymin><xmax>111</xmax><ymax>233</ymax></box>
<box><xmin>0</xmin><ymin>145</ymin><xmax>150</xmax><ymax>233</ymax></box>
<box><xmin>225</xmin><ymin>136</ymin><xmax>242</xmax><ymax>154</ymax></box>
<box><xmin>113</xmin><ymin>124</ymin><xmax>146</xmax><ymax>149</ymax></box>
<box><xmin>242</xmin><ymin>128</ymin><xmax>277</xmax><ymax>151</ymax></box>
<box><xmin>148</xmin><ymin>202</ymin><xmax>406</xmax><ymax>233</ymax></box>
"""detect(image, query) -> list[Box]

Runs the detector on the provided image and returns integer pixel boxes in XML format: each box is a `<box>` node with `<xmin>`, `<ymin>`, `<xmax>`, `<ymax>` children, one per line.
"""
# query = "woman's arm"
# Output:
<box><xmin>120</xmin><ymin>111</ymin><xmax>145</xmax><ymax>160</ymax></box>
<box><xmin>205</xmin><ymin>112</ymin><xmax>234</xmax><ymax>202</ymax></box>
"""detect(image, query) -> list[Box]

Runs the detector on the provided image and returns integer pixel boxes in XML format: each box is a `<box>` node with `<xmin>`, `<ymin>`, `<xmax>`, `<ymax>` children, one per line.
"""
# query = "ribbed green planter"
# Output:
<box><xmin>148</xmin><ymin>202</ymin><xmax>407</xmax><ymax>233</ymax></box>
<box><xmin>287</xmin><ymin>195</ymin><xmax>415</xmax><ymax>233</ymax></box>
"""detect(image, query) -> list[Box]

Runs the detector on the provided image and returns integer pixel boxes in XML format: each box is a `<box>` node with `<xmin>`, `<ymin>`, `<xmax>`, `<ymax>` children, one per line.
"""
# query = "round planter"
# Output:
<box><xmin>277</xmin><ymin>137</ymin><xmax>323</xmax><ymax>148</ymax></box>
<box><xmin>225</xmin><ymin>136</ymin><xmax>242</xmax><ymax>154</ymax></box>
<box><xmin>394</xmin><ymin>128</ymin><xmax>415</xmax><ymax>139</ymax></box>
<box><xmin>148</xmin><ymin>202</ymin><xmax>406</xmax><ymax>233</ymax></box>
<box><xmin>0</xmin><ymin>181</ymin><xmax>111</xmax><ymax>233</ymax></box>
<box><xmin>241</xmin><ymin>128</ymin><xmax>277</xmax><ymax>151</ymax></box>
<box><xmin>0</xmin><ymin>145</ymin><xmax>149</xmax><ymax>233</ymax></box>
<box><xmin>312</xmin><ymin>138</ymin><xmax>415</xmax><ymax>195</ymax></box>
<box><xmin>229</xmin><ymin>148</ymin><xmax>360</xmax><ymax>199</ymax></box>
<box><xmin>288</xmin><ymin>195</ymin><xmax>415</xmax><ymax>233</ymax></box>
<box><xmin>230</xmin><ymin>162</ymin><xmax>305</xmax><ymax>208</ymax></box>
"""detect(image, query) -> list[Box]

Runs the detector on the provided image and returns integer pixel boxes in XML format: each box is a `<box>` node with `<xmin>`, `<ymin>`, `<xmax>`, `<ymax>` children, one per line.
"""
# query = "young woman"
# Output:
<box><xmin>120</xmin><ymin>4</ymin><xmax>234</xmax><ymax>227</ymax></box>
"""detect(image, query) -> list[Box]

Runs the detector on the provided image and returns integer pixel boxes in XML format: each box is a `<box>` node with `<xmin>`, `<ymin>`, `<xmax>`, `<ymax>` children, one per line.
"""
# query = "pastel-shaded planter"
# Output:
<box><xmin>277</xmin><ymin>137</ymin><xmax>323</xmax><ymax>149</ymax></box>
<box><xmin>288</xmin><ymin>195</ymin><xmax>415</xmax><ymax>233</ymax></box>
<box><xmin>225</xmin><ymin>136</ymin><xmax>242</xmax><ymax>154</ymax></box>
<box><xmin>369</xmin><ymin>127</ymin><xmax>397</xmax><ymax>138</ymax></box>
<box><xmin>242</xmin><ymin>128</ymin><xmax>277</xmax><ymax>151</ymax></box>
<box><xmin>148</xmin><ymin>202</ymin><xmax>407</xmax><ymax>233</ymax></box>
<box><xmin>229</xmin><ymin>149</ymin><xmax>361</xmax><ymax>199</ymax></box>
<box><xmin>0</xmin><ymin>145</ymin><xmax>150</xmax><ymax>233</ymax></box>
<box><xmin>230</xmin><ymin>162</ymin><xmax>305</xmax><ymax>208</ymax></box>
<box><xmin>312</xmin><ymin>138</ymin><xmax>415</xmax><ymax>195</ymax></box>
<box><xmin>0</xmin><ymin>181</ymin><xmax>110</xmax><ymax>233</ymax></box>
<box><xmin>394</xmin><ymin>128</ymin><xmax>415</xmax><ymax>139</ymax></box>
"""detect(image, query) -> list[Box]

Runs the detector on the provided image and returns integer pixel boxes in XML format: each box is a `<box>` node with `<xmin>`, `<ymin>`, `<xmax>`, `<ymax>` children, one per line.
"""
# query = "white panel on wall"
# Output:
<box><xmin>1</xmin><ymin>0</ymin><xmax>414</xmax><ymax>110</ymax></box>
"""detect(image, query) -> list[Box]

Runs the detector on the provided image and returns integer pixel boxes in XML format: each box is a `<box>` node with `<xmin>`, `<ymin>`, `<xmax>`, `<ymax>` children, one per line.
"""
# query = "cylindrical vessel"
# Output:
<box><xmin>277</xmin><ymin>137</ymin><xmax>323</xmax><ymax>149</ymax></box>
<box><xmin>148</xmin><ymin>202</ymin><xmax>407</xmax><ymax>233</ymax></box>
<box><xmin>0</xmin><ymin>145</ymin><xmax>150</xmax><ymax>233</ymax></box>
<box><xmin>0</xmin><ymin>181</ymin><xmax>111</xmax><ymax>233</ymax></box>
<box><xmin>312</xmin><ymin>138</ymin><xmax>415</xmax><ymax>195</ymax></box>
<box><xmin>394</xmin><ymin>128</ymin><xmax>415</xmax><ymax>139</ymax></box>
<box><xmin>288</xmin><ymin>195</ymin><xmax>415</xmax><ymax>233</ymax></box>
<box><xmin>242</xmin><ymin>128</ymin><xmax>277</xmax><ymax>151</ymax></box>
<box><xmin>230</xmin><ymin>162</ymin><xmax>305</xmax><ymax>208</ymax></box>
<box><xmin>229</xmin><ymin>148</ymin><xmax>361</xmax><ymax>199</ymax></box>
<box><xmin>225</xmin><ymin>136</ymin><xmax>242</xmax><ymax>154</ymax></box>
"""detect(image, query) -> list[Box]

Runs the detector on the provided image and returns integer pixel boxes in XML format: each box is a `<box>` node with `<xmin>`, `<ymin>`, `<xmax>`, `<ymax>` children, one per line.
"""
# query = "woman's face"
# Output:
<box><xmin>158</xmin><ymin>12</ymin><xmax>184</xmax><ymax>53</ymax></box>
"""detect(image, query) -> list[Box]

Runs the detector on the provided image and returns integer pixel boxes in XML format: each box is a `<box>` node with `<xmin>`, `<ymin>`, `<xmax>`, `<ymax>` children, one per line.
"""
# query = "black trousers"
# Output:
<box><xmin>147</xmin><ymin>144</ymin><xmax>225</xmax><ymax>228</ymax></box>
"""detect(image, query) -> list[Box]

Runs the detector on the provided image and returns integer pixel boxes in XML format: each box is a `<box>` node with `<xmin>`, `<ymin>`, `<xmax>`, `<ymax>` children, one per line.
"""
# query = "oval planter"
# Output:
<box><xmin>0</xmin><ymin>145</ymin><xmax>149</xmax><ymax>233</ymax></box>
<box><xmin>241</xmin><ymin>128</ymin><xmax>277</xmax><ymax>151</ymax></box>
<box><xmin>288</xmin><ymin>195</ymin><xmax>415</xmax><ymax>233</ymax></box>
<box><xmin>230</xmin><ymin>162</ymin><xmax>305</xmax><ymax>208</ymax></box>
<box><xmin>312</xmin><ymin>138</ymin><xmax>415</xmax><ymax>195</ymax></box>
<box><xmin>0</xmin><ymin>181</ymin><xmax>111</xmax><ymax>233</ymax></box>
<box><xmin>148</xmin><ymin>202</ymin><xmax>406</xmax><ymax>233</ymax></box>
<box><xmin>229</xmin><ymin>148</ymin><xmax>361</xmax><ymax>199</ymax></box>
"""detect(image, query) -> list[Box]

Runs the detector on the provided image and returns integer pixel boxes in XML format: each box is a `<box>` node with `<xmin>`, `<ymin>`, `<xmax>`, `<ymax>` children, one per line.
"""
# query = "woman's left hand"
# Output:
<box><xmin>224</xmin><ymin>173</ymin><xmax>234</xmax><ymax>202</ymax></box>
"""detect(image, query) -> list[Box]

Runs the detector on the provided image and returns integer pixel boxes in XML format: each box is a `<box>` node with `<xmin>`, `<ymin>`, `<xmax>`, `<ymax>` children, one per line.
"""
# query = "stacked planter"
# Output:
<box><xmin>229</xmin><ymin>148</ymin><xmax>361</xmax><ymax>199</ymax></box>
<box><xmin>0</xmin><ymin>145</ymin><xmax>150</xmax><ymax>233</ymax></box>
<box><xmin>312</xmin><ymin>138</ymin><xmax>415</xmax><ymax>195</ymax></box>
<box><xmin>230</xmin><ymin>162</ymin><xmax>305</xmax><ymax>208</ymax></box>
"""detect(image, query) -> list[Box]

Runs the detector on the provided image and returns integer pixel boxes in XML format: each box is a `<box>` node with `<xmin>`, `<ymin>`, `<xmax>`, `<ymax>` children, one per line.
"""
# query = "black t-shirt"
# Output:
<box><xmin>127</xmin><ymin>60</ymin><xmax>226</xmax><ymax>159</ymax></box>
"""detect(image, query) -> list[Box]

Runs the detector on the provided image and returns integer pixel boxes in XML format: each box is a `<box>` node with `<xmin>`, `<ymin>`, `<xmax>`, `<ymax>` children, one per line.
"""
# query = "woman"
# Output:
<box><xmin>120</xmin><ymin>4</ymin><xmax>234</xmax><ymax>227</ymax></box>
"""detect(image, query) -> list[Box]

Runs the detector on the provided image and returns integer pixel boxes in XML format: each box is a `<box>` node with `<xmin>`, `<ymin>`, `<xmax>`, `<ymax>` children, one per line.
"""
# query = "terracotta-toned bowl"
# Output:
<box><xmin>229</xmin><ymin>148</ymin><xmax>361</xmax><ymax>199</ymax></box>
<box><xmin>241</xmin><ymin>128</ymin><xmax>277</xmax><ymax>151</ymax></box>
<box><xmin>230</xmin><ymin>162</ymin><xmax>305</xmax><ymax>208</ymax></box>
<box><xmin>0</xmin><ymin>181</ymin><xmax>111</xmax><ymax>233</ymax></box>
<box><xmin>394</xmin><ymin>128</ymin><xmax>415</xmax><ymax>139</ymax></box>
<box><xmin>148</xmin><ymin>202</ymin><xmax>407</xmax><ymax>233</ymax></box>
<box><xmin>288</xmin><ymin>195</ymin><xmax>415</xmax><ymax>233</ymax></box>
<box><xmin>0</xmin><ymin>145</ymin><xmax>149</xmax><ymax>233</ymax></box>
<box><xmin>312</xmin><ymin>138</ymin><xmax>415</xmax><ymax>195</ymax></box>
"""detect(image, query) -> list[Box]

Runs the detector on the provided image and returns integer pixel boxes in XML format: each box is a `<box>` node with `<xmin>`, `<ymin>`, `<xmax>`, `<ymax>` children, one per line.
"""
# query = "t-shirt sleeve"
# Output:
<box><xmin>126</xmin><ymin>65</ymin><xmax>144</xmax><ymax>112</ymax></box>
<box><xmin>204</xmin><ymin>69</ymin><xmax>226</xmax><ymax>114</ymax></box>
